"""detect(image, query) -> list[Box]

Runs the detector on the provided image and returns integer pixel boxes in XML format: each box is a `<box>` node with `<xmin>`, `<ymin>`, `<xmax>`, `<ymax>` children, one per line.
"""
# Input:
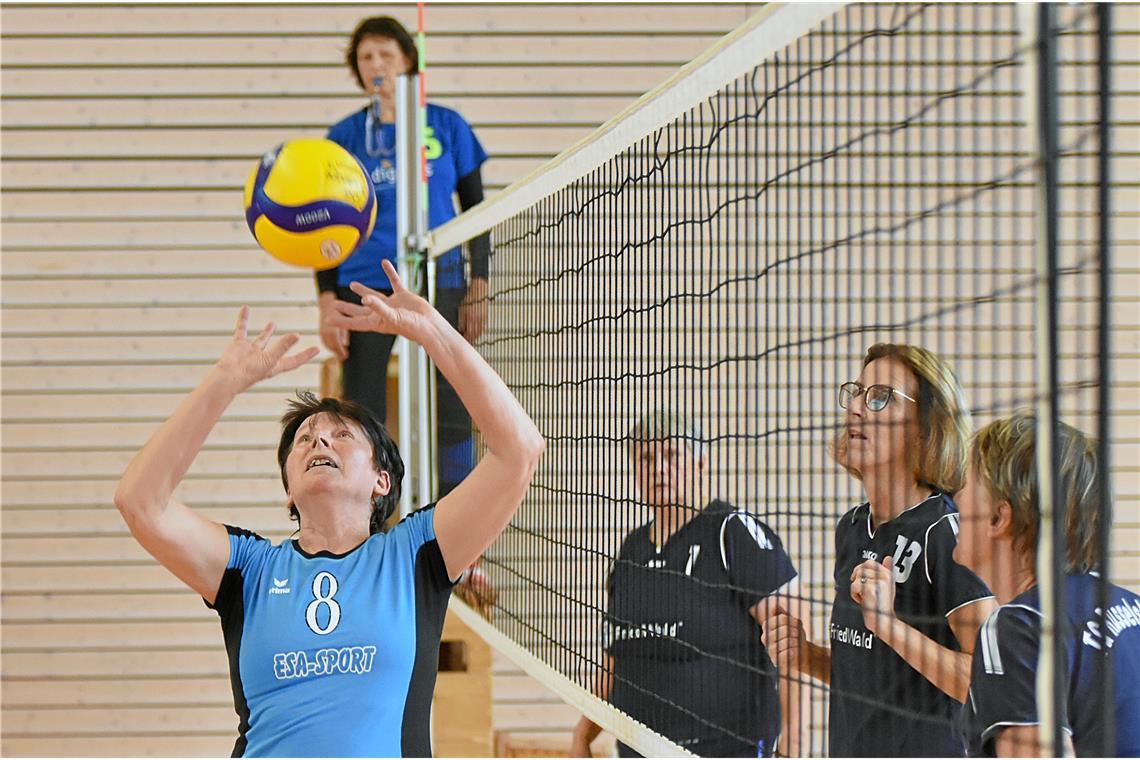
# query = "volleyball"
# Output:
<box><xmin>243</xmin><ymin>138</ymin><xmax>377</xmax><ymax>270</ymax></box>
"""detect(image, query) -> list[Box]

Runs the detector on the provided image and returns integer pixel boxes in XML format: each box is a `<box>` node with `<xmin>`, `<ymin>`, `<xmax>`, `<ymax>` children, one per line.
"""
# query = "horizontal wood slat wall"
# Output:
<box><xmin>2</xmin><ymin>2</ymin><xmax>1137</xmax><ymax>758</ymax></box>
<box><xmin>1</xmin><ymin>3</ymin><xmax>753</xmax><ymax>756</ymax></box>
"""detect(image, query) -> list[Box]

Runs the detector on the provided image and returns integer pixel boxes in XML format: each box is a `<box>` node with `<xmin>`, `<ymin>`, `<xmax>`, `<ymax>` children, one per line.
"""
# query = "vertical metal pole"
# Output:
<box><xmin>1021</xmin><ymin>3</ymin><xmax>1064</xmax><ymax>755</ymax></box>
<box><xmin>413</xmin><ymin>80</ymin><xmax>435</xmax><ymax>507</ymax></box>
<box><xmin>1095</xmin><ymin>4</ymin><xmax>1115</xmax><ymax>756</ymax></box>
<box><xmin>396</xmin><ymin>73</ymin><xmax>433</xmax><ymax>515</ymax></box>
<box><xmin>418</xmin><ymin>0</ymin><xmax>439</xmax><ymax>505</ymax></box>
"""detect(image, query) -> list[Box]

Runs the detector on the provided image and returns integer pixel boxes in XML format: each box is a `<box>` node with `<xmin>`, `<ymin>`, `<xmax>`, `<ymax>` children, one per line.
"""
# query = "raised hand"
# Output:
<box><xmin>850</xmin><ymin>555</ymin><xmax>897</xmax><ymax>634</ymax></box>
<box><xmin>327</xmin><ymin>260</ymin><xmax>435</xmax><ymax>341</ymax></box>
<box><xmin>216</xmin><ymin>306</ymin><xmax>320</xmax><ymax>391</ymax></box>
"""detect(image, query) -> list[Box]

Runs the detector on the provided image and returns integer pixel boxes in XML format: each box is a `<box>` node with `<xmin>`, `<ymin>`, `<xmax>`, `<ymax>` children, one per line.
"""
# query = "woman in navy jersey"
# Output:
<box><xmin>763</xmin><ymin>344</ymin><xmax>998</xmax><ymax>757</ymax></box>
<box><xmin>956</xmin><ymin>413</ymin><xmax>1140</xmax><ymax>757</ymax></box>
<box><xmin>571</xmin><ymin>411</ymin><xmax>804</xmax><ymax>758</ymax></box>
<box><xmin>317</xmin><ymin>16</ymin><xmax>492</xmax><ymax>497</ymax></box>
<box><xmin>114</xmin><ymin>261</ymin><xmax>543</xmax><ymax>756</ymax></box>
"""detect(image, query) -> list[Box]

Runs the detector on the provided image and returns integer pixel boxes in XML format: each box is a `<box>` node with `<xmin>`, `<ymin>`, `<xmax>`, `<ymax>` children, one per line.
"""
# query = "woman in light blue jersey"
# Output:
<box><xmin>115</xmin><ymin>260</ymin><xmax>543</xmax><ymax>757</ymax></box>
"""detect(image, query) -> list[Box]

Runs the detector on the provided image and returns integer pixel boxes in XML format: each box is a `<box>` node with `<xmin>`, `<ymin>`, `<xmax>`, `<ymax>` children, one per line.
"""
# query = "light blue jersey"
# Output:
<box><xmin>206</xmin><ymin>506</ymin><xmax>454</xmax><ymax>757</ymax></box>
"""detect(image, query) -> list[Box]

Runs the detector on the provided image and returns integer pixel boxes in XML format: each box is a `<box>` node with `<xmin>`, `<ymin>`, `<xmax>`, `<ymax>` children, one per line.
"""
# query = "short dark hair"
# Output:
<box><xmin>345</xmin><ymin>16</ymin><xmax>419</xmax><ymax>90</ymax></box>
<box><xmin>277</xmin><ymin>392</ymin><xmax>403</xmax><ymax>534</ymax></box>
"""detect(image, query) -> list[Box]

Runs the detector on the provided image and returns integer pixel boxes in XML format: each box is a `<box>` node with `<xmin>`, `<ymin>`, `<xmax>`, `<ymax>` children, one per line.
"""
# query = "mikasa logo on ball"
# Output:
<box><xmin>244</xmin><ymin>138</ymin><xmax>376</xmax><ymax>269</ymax></box>
<box><xmin>295</xmin><ymin>208</ymin><xmax>332</xmax><ymax>227</ymax></box>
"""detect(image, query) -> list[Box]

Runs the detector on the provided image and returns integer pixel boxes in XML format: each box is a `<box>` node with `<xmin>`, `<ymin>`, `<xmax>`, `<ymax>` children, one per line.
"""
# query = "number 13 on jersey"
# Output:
<box><xmin>892</xmin><ymin>536</ymin><xmax>922</xmax><ymax>583</ymax></box>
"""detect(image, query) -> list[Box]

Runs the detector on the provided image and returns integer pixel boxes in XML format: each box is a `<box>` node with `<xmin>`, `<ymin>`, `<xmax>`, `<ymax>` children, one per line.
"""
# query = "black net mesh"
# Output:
<box><xmin>449</xmin><ymin>3</ymin><xmax>1118</xmax><ymax>755</ymax></box>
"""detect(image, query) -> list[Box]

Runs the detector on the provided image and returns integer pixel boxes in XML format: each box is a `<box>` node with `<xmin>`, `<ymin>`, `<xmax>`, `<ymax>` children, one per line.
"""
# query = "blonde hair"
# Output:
<box><xmin>629</xmin><ymin>410</ymin><xmax>703</xmax><ymax>459</ymax></box>
<box><xmin>971</xmin><ymin>412</ymin><xmax>1101</xmax><ymax>573</ymax></box>
<box><xmin>831</xmin><ymin>343</ymin><xmax>972</xmax><ymax>493</ymax></box>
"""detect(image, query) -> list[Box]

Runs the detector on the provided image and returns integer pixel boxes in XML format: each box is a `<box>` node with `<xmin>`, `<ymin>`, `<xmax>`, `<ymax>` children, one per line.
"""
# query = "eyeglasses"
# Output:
<box><xmin>838</xmin><ymin>381</ymin><xmax>917</xmax><ymax>412</ymax></box>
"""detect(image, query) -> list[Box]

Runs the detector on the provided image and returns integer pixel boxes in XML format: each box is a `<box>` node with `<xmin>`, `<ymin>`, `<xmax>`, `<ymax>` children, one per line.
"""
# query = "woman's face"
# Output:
<box><xmin>631</xmin><ymin>438</ymin><xmax>702</xmax><ymax>508</ymax></box>
<box><xmin>953</xmin><ymin>460</ymin><xmax>999</xmax><ymax>587</ymax></box>
<box><xmin>284</xmin><ymin>412</ymin><xmax>388</xmax><ymax>513</ymax></box>
<box><xmin>355</xmin><ymin>35</ymin><xmax>412</xmax><ymax>98</ymax></box>
<box><xmin>843</xmin><ymin>357</ymin><xmax>921</xmax><ymax>475</ymax></box>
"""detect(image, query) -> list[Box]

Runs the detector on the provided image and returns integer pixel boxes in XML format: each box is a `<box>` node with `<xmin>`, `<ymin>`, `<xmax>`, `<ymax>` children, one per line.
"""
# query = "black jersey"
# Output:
<box><xmin>963</xmin><ymin>573</ymin><xmax>1140</xmax><ymax>757</ymax></box>
<box><xmin>828</xmin><ymin>493</ymin><xmax>993</xmax><ymax>757</ymax></box>
<box><xmin>603</xmin><ymin>499</ymin><xmax>797</xmax><ymax>758</ymax></box>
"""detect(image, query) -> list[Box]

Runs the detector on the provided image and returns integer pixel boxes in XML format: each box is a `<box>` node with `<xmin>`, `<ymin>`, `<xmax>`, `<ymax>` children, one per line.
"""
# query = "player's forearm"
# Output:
<box><xmin>879</xmin><ymin>616</ymin><xmax>970</xmax><ymax>702</ymax></box>
<box><xmin>571</xmin><ymin>662</ymin><xmax>610</xmax><ymax>752</ymax></box>
<box><xmin>115</xmin><ymin>366</ymin><xmax>242</xmax><ymax>524</ymax></box>
<box><xmin>594</xmin><ymin>657</ymin><xmax>613</xmax><ymax>701</ymax></box>
<box><xmin>803</xmin><ymin>640</ymin><xmax>832</xmax><ymax>684</ymax></box>
<box><xmin>778</xmin><ymin>668</ymin><xmax>803</xmax><ymax>757</ymax></box>
<box><xmin>573</xmin><ymin>715</ymin><xmax>603</xmax><ymax>745</ymax></box>
<box><xmin>417</xmin><ymin>309</ymin><xmax>543</xmax><ymax>467</ymax></box>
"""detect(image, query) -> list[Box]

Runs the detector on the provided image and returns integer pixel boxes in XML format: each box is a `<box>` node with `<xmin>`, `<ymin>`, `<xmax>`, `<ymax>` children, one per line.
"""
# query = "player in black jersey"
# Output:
<box><xmin>571</xmin><ymin>411</ymin><xmax>803</xmax><ymax>758</ymax></box>
<box><xmin>957</xmin><ymin>413</ymin><xmax>1140</xmax><ymax>757</ymax></box>
<box><xmin>763</xmin><ymin>344</ymin><xmax>997</xmax><ymax>757</ymax></box>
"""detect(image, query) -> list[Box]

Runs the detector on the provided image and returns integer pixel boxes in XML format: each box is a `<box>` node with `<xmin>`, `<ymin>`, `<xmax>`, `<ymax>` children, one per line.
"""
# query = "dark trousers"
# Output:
<box><xmin>338</xmin><ymin>284</ymin><xmax>473</xmax><ymax>497</ymax></box>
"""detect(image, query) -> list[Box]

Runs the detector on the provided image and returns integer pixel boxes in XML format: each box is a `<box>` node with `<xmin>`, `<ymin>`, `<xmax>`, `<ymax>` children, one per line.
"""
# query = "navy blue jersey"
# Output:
<box><xmin>963</xmin><ymin>573</ymin><xmax>1140</xmax><ymax>757</ymax></box>
<box><xmin>829</xmin><ymin>493</ymin><xmax>993</xmax><ymax>757</ymax></box>
<box><xmin>327</xmin><ymin>103</ymin><xmax>488</xmax><ymax>290</ymax></box>
<box><xmin>206</xmin><ymin>506</ymin><xmax>455</xmax><ymax>757</ymax></box>
<box><xmin>604</xmin><ymin>500</ymin><xmax>797</xmax><ymax>757</ymax></box>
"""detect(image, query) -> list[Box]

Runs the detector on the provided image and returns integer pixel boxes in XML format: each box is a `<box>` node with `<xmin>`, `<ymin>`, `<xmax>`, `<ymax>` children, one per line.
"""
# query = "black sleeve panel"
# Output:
<box><xmin>456</xmin><ymin>168</ymin><xmax>491</xmax><ymax>280</ymax></box>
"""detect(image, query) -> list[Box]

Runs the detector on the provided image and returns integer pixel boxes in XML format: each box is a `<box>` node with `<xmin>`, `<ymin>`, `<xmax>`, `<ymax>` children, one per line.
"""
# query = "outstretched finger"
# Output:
<box><xmin>332</xmin><ymin>299</ymin><xmax>373</xmax><ymax>319</ymax></box>
<box><xmin>254</xmin><ymin>321</ymin><xmax>277</xmax><ymax>349</ymax></box>
<box><xmin>276</xmin><ymin>345</ymin><xmax>320</xmax><ymax>374</ymax></box>
<box><xmin>348</xmin><ymin>280</ymin><xmax>385</xmax><ymax>302</ymax></box>
<box><xmin>361</xmin><ymin>293</ymin><xmax>388</xmax><ymax>311</ymax></box>
<box><xmin>380</xmin><ymin>260</ymin><xmax>404</xmax><ymax>292</ymax></box>
<box><xmin>326</xmin><ymin>308</ymin><xmax>382</xmax><ymax>333</ymax></box>
<box><xmin>266</xmin><ymin>332</ymin><xmax>300</xmax><ymax>364</ymax></box>
<box><xmin>233</xmin><ymin>306</ymin><xmax>251</xmax><ymax>341</ymax></box>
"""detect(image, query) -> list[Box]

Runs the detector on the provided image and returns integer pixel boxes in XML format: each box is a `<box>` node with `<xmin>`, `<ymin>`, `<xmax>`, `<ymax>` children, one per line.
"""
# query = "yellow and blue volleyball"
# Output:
<box><xmin>243</xmin><ymin>138</ymin><xmax>377</xmax><ymax>270</ymax></box>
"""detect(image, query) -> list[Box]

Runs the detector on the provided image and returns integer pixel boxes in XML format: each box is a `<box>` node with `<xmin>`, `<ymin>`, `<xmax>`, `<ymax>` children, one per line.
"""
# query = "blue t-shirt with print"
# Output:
<box><xmin>326</xmin><ymin>104</ymin><xmax>487</xmax><ymax>290</ymax></box>
<box><xmin>206</xmin><ymin>506</ymin><xmax>455</xmax><ymax>757</ymax></box>
<box><xmin>963</xmin><ymin>573</ymin><xmax>1140</xmax><ymax>757</ymax></box>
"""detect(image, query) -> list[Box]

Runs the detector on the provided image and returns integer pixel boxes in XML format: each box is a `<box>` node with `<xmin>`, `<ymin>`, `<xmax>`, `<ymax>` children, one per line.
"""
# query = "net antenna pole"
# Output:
<box><xmin>396</xmin><ymin>71</ymin><xmax>432</xmax><ymax>517</ymax></box>
<box><xmin>1094</xmin><ymin>4</ymin><xmax>1114</xmax><ymax>756</ymax></box>
<box><xmin>1019</xmin><ymin>4</ymin><xmax>1063</xmax><ymax>756</ymax></box>
<box><xmin>417</xmin><ymin>1</ymin><xmax>438</xmax><ymax>507</ymax></box>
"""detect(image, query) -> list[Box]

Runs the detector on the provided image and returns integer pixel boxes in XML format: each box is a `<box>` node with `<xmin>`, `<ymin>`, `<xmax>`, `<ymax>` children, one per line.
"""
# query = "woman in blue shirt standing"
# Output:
<box><xmin>317</xmin><ymin>16</ymin><xmax>492</xmax><ymax>497</ymax></box>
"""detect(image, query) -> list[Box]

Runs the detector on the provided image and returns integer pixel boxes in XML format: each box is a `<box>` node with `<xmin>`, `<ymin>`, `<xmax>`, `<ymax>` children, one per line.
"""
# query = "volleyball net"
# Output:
<box><xmin>428</xmin><ymin>3</ymin><xmax>1119</xmax><ymax>755</ymax></box>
